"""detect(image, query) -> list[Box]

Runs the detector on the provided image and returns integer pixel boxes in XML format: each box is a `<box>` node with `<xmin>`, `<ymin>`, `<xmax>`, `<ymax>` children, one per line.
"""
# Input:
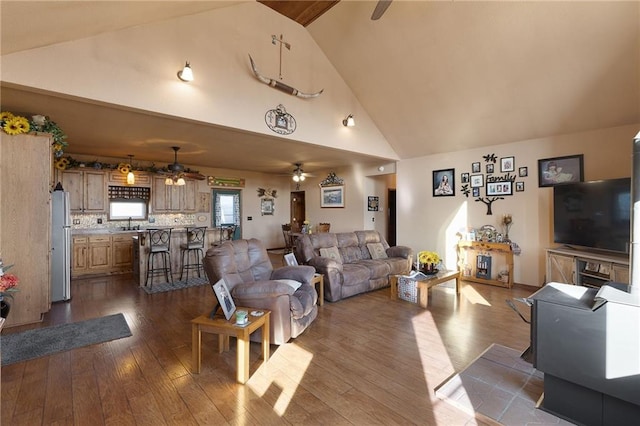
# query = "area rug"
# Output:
<box><xmin>142</xmin><ymin>276</ymin><xmax>209</xmax><ymax>294</ymax></box>
<box><xmin>1</xmin><ymin>313</ymin><xmax>132</xmax><ymax>366</ymax></box>
<box><xmin>435</xmin><ymin>344</ymin><xmax>571</xmax><ymax>425</ymax></box>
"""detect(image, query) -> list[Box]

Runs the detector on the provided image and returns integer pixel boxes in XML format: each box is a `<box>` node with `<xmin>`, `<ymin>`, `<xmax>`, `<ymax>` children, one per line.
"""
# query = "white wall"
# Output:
<box><xmin>396</xmin><ymin>124</ymin><xmax>638</xmax><ymax>287</ymax></box>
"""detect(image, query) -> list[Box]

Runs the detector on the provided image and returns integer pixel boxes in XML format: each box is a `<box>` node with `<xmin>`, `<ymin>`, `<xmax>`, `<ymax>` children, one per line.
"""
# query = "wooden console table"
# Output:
<box><xmin>457</xmin><ymin>240</ymin><xmax>513</xmax><ymax>288</ymax></box>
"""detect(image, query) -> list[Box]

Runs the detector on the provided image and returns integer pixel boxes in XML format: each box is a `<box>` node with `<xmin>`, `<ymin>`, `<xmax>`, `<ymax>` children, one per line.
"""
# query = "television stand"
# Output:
<box><xmin>546</xmin><ymin>247</ymin><xmax>629</xmax><ymax>287</ymax></box>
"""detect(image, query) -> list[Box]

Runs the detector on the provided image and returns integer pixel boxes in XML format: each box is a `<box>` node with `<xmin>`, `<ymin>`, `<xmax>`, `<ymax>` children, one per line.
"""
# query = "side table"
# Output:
<box><xmin>191</xmin><ymin>308</ymin><xmax>271</xmax><ymax>384</ymax></box>
<box><xmin>312</xmin><ymin>273</ymin><xmax>324</xmax><ymax>306</ymax></box>
<box><xmin>390</xmin><ymin>270</ymin><xmax>460</xmax><ymax>308</ymax></box>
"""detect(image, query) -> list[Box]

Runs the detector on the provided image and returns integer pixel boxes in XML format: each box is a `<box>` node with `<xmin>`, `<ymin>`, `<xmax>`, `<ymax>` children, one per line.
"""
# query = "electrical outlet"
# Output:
<box><xmin>247</xmin><ymin>216</ymin><xmax>253</xmax><ymax>221</ymax></box>
<box><xmin>97</xmin><ymin>218</ymin><xmax>102</xmax><ymax>224</ymax></box>
<box><xmin>73</xmin><ymin>219</ymin><xmax>81</xmax><ymax>225</ymax></box>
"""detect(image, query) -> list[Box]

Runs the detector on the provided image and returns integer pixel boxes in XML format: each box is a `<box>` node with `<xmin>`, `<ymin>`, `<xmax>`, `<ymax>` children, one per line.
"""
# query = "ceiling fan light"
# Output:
<box><xmin>293</xmin><ymin>175</ymin><xmax>300</xmax><ymax>182</ymax></box>
<box><xmin>177</xmin><ymin>61</ymin><xmax>193</xmax><ymax>82</ymax></box>
<box><xmin>165</xmin><ymin>177</ymin><xmax>174</xmax><ymax>186</ymax></box>
<box><xmin>176</xmin><ymin>177</ymin><xmax>186</xmax><ymax>186</ymax></box>
<box><xmin>299</xmin><ymin>174</ymin><xmax>306</xmax><ymax>181</ymax></box>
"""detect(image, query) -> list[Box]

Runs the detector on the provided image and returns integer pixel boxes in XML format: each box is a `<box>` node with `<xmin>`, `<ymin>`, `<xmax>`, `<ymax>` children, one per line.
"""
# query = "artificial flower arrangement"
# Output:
<box><xmin>0</xmin><ymin>262</ymin><xmax>20</xmax><ymax>302</ymax></box>
<box><xmin>1</xmin><ymin>111</ymin><xmax>68</xmax><ymax>157</ymax></box>
<box><xmin>418</xmin><ymin>250</ymin><xmax>441</xmax><ymax>266</ymax></box>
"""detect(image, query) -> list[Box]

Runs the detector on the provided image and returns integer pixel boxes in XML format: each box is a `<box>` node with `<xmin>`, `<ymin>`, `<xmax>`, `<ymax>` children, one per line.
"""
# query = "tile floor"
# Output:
<box><xmin>435</xmin><ymin>344</ymin><xmax>575</xmax><ymax>425</ymax></box>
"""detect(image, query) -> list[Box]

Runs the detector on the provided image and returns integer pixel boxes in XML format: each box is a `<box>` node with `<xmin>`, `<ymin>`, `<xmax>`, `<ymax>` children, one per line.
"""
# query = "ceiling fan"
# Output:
<box><xmin>158</xmin><ymin>146</ymin><xmax>205</xmax><ymax>185</ymax></box>
<box><xmin>371</xmin><ymin>0</ymin><xmax>392</xmax><ymax>20</ymax></box>
<box><xmin>292</xmin><ymin>163</ymin><xmax>307</xmax><ymax>182</ymax></box>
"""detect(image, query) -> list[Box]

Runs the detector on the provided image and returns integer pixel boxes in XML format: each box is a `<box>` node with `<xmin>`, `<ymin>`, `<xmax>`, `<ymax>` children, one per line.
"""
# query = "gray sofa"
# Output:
<box><xmin>296</xmin><ymin>230</ymin><xmax>413</xmax><ymax>302</ymax></box>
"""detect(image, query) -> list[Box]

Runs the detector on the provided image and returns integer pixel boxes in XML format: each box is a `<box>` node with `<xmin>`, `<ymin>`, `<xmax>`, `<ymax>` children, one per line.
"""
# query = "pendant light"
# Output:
<box><xmin>126</xmin><ymin>155</ymin><xmax>135</xmax><ymax>185</ymax></box>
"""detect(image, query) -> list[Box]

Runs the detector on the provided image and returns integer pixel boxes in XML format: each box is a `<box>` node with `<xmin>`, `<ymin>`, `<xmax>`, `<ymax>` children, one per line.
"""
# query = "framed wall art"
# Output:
<box><xmin>470</xmin><ymin>174</ymin><xmax>484</xmax><ymax>188</ymax></box>
<box><xmin>433</xmin><ymin>168</ymin><xmax>455</xmax><ymax>197</ymax></box>
<box><xmin>461</xmin><ymin>173</ymin><xmax>470</xmax><ymax>184</ymax></box>
<box><xmin>321</xmin><ymin>185</ymin><xmax>345</xmax><ymax>208</ymax></box>
<box><xmin>487</xmin><ymin>181</ymin><xmax>513</xmax><ymax>196</ymax></box>
<box><xmin>261</xmin><ymin>198</ymin><xmax>274</xmax><ymax>215</ymax></box>
<box><xmin>368</xmin><ymin>196</ymin><xmax>379</xmax><ymax>211</ymax></box>
<box><xmin>538</xmin><ymin>154</ymin><xmax>584</xmax><ymax>187</ymax></box>
<box><xmin>472</xmin><ymin>162</ymin><xmax>481</xmax><ymax>173</ymax></box>
<box><xmin>516</xmin><ymin>181</ymin><xmax>525</xmax><ymax>192</ymax></box>
<box><xmin>518</xmin><ymin>166</ymin><xmax>528</xmax><ymax>177</ymax></box>
<box><xmin>472</xmin><ymin>187</ymin><xmax>480</xmax><ymax>197</ymax></box>
<box><xmin>486</xmin><ymin>163</ymin><xmax>494</xmax><ymax>174</ymax></box>
<box><xmin>500</xmin><ymin>156</ymin><xmax>515</xmax><ymax>172</ymax></box>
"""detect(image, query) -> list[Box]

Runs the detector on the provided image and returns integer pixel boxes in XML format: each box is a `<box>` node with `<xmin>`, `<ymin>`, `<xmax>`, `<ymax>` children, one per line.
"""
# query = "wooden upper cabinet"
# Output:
<box><xmin>151</xmin><ymin>176</ymin><xmax>197</xmax><ymax>212</ymax></box>
<box><xmin>61</xmin><ymin>169</ymin><xmax>106</xmax><ymax>212</ymax></box>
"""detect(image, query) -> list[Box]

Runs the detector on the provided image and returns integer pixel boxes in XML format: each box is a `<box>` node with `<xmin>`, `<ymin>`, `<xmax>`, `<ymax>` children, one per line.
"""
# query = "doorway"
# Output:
<box><xmin>290</xmin><ymin>191</ymin><xmax>305</xmax><ymax>232</ymax></box>
<box><xmin>212</xmin><ymin>189</ymin><xmax>241</xmax><ymax>239</ymax></box>
<box><xmin>387</xmin><ymin>189</ymin><xmax>397</xmax><ymax>246</ymax></box>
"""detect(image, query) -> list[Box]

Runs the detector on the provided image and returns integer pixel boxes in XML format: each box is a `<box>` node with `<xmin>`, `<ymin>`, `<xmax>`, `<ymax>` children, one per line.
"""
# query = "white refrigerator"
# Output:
<box><xmin>51</xmin><ymin>190</ymin><xmax>71</xmax><ymax>302</ymax></box>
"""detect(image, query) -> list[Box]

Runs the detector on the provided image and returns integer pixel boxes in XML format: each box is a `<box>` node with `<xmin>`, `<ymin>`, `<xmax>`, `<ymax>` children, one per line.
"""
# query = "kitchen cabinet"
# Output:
<box><xmin>0</xmin><ymin>133</ymin><xmax>52</xmax><ymax>326</ymax></box>
<box><xmin>151</xmin><ymin>176</ymin><xmax>197</xmax><ymax>212</ymax></box>
<box><xmin>88</xmin><ymin>235</ymin><xmax>111</xmax><ymax>272</ymax></box>
<box><xmin>112</xmin><ymin>234</ymin><xmax>133</xmax><ymax>272</ymax></box>
<box><xmin>72</xmin><ymin>236</ymin><xmax>89</xmax><ymax>276</ymax></box>
<box><xmin>61</xmin><ymin>169</ymin><xmax>106</xmax><ymax>212</ymax></box>
<box><xmin>545</xmin><ymin>247</ymin><xmax>629</xmax><ymax>288</ymax></box>
<box><xmin>72</xmin><ymin>233</ymin><xmax>134</xmax><ymax>277</ymax></box>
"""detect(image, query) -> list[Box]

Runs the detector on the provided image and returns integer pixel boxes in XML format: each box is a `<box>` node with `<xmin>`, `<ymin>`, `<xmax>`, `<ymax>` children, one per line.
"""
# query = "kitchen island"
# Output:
<box><xmin>133</xmin><ymin>227</ymin><xmax>231</xmax><ymax>287</ymax></box>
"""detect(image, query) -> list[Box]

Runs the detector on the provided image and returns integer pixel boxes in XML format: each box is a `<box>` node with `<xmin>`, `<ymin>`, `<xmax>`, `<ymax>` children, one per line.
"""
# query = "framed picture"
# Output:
<box><xmin>433</xmin><ymin>168</ymin><xmax>455</xmax><ymax>197</ymax></box>
<box><xmin>515</xmin><ymin>181</ymin><xmax>525</xmax><ymax>192</ymax></box>
<box><xmin>211</xmin><ymin>278</ymin><xmax>236</xmax><ymax>320</ymax></box>
<box><xmin>470</xmin><ymin>174</ymin><xmax>484</xmax><ymax>188</ymax></box>
<box><xmin>368</xmin><ymin>196</ymin><xmax>379</xmax><ymax>211</ymax></box>
<box><xmin>500</xmin><ymin>157</ymin><xmax>515</xmax><ymax>172</ymax></box>
<box><xmin>261</xmin><ymin>198</ymin><xmax>274</xmax><ymax>215</ymax></box>
<box><xmin>321</xmin><ymin>185</ymin><xmax>345</xmax><ymax>208</ymax></box>
<box><xmin>472</xmin><ymin>162</ymin><xmax>481</xmax><ymax>173</ymax></box>
<box><xmin>461</xmin><ymin>173</ymin><xmax>470</xmax><ymax>184</ymax></box>
<box><xmin>538</xmin><ymin>154</ymin><xmax>584</xmax><ymax>187</ymax></box>
<box><xmin>585</xmin><ymin>262</ymin><xmax>599</xmax><ymax>273</ymax></box>
<box><xmin>598</xmin><ymin>263</ymin><xmax>610</xmax><ymax>276</ymax></box>
<box><xmin>518</xmin><ymin>166</ymin><xmax>528</xmax><ymax>177</ymax></box>
<box><xmin>486</xmin><ymin>163</ymin><xmax>494</xmax><ymax>174</ymax></box>
<box><xmin>487</xmin><ymin>181</ymin><xmax>513</xmax><ymax>196</ymax></box>
<box><xmin>284</xmin><ymin>253</ymin><xmax>298</xmax><ymax>266</ymax></box>
<box><xmin>472</xmin><ymin>187</ymin><xmax>480</xmax><ymax>197</ymax></box>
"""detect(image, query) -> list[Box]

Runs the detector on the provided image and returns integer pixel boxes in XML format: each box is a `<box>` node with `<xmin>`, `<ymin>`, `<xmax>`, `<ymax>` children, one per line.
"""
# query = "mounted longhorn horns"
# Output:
<box><xmin>248</xmin><ymin>54</ymin><xmax>324</xmax><ymax>99</ymax></box>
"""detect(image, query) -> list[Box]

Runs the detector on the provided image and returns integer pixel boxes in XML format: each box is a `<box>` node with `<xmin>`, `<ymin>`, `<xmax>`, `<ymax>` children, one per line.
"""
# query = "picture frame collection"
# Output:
<box><xmin>432</xmin><ymin>152</ymin><xmax>585</xmax><ymax>200</ymax></box>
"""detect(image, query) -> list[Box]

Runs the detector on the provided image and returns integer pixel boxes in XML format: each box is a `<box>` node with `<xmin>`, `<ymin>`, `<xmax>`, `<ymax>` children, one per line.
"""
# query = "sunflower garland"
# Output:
<box><xmin>1</xmin><ymin>111</ymin><xmax>69</xmax><ymax>159</ymax></box>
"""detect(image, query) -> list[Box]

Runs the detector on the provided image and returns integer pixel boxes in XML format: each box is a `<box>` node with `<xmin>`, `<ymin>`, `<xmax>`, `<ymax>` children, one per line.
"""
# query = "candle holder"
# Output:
<box><xmin>502</xmin><ymin>214</ymin><xmax>513</xmax><ymax>242</ymax></box>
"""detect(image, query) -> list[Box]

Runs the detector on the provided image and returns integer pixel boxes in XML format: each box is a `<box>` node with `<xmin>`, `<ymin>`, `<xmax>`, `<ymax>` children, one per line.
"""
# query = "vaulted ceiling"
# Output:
<box><xmin>1</xmin><ymin>1</ymin><xmax>638</xmax><ymax>175</ymax></box>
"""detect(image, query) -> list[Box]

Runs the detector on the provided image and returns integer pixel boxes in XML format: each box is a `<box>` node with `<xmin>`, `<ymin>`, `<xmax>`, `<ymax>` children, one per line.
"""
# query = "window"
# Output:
<box><xmin>108</xmin><ymin>199</ymin><xmax>147</xmax><ymax>220</ymax></box>
<box><xmin>213</xmin><ymin>189</ymin><xmax>241</xmax><ymax>239</ymax></box>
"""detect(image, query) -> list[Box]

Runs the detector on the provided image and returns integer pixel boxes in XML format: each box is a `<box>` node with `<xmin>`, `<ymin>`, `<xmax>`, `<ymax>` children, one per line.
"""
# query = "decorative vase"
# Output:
<box><xmin>1</xmin><ymin>299</ymin><xmax>10</xmax><ymax>319</ymax></box>
<box><xmin>421</xmin><ymin>263</ymin><xmax>438</xmax><ymax>275</ymax></box>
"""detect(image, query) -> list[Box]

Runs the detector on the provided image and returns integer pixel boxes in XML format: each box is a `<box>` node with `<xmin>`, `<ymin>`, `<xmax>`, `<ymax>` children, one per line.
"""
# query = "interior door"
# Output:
<box><xmin>290</xmin><ymin>191</ymin><xmax>305</xmax><ymax>232</ymax></box>
<box><xmin>387</xmin><ymin>189</ymin><xmax>397</xmax><ymax>246</ymax></box>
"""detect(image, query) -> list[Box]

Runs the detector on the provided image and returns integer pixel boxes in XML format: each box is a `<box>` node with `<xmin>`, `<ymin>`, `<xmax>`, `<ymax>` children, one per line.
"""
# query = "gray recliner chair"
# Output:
<box><xmin>203</xmin><ymin>238</ymin><xmax>318</xmax><ymax>345</ymax></box>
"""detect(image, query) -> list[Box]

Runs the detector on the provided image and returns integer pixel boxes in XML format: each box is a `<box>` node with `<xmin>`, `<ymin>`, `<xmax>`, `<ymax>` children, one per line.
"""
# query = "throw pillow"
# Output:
<box><xmin>367</xmin><ymin>242</ymin><xmax>388</xmax><ymax>259</ymax></box>
<box><xmin>275</xmin><ymin>279</ymin><xmax>302</xmax><ymax>292</ymax></box>
<box><xmin>319</xmin><ymin>246</ymin><xmax>342</xmax><ymax>263</ymax></box>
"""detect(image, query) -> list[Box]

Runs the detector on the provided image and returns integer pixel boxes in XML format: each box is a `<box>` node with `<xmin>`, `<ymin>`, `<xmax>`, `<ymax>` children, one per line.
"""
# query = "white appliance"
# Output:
<box><xmin>51</xmin><ymin>190</ymin><xmax>71</xmax><ymax>302</ymax></box>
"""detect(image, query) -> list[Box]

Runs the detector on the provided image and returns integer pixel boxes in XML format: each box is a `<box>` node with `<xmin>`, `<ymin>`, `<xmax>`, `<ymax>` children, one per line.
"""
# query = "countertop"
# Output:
<box><xmin>72</xmin><ymin>226</ymin><xmax>218</xmax><ymax>236</ymax></box>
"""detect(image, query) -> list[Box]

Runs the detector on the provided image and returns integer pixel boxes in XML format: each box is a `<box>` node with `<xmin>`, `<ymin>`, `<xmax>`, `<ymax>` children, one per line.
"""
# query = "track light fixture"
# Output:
<box><xmin>342</xmin><ymin>114</ymin><xmax>355</xmax><ymax>127</ymax></box>
<box><xmin>177</xmin><ymin>61</ymin><xmax>194</xmax><ymax>82</ymax></box>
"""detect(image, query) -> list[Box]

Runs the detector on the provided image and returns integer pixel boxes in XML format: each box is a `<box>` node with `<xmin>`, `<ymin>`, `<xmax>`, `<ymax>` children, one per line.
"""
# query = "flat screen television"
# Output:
<box><xmin>553</xmin><ymin>178</ymin><xmax>631</xmax><ymax>254</ymax></box>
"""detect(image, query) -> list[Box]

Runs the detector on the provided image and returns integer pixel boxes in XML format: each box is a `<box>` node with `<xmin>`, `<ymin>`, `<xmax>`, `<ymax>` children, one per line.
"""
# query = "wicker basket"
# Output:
<box><xmin>397</xmin><ymin>276</ymin><xmax>418</xmax><ymax>303</ymax></box>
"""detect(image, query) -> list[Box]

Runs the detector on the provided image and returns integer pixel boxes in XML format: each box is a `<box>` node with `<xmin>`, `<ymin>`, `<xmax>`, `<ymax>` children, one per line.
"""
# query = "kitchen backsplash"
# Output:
<box><xmin>71</xmin><ymin>213</ymin><xmax>208</xmax><ymax>230</ymax></box>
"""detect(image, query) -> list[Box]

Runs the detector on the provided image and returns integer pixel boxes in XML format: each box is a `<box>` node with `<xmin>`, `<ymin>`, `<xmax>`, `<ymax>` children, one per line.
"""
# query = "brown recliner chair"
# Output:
<box><xmin>203</xmin><ymin>238</ymin><xmax>318</xmax><ymax>345</ymax></box>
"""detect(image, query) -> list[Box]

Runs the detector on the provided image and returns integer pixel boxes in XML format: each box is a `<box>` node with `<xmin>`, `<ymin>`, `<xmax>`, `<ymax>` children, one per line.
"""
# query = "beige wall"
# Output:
<box><xmin>396</xmin><ymin>124</ymin><xmax>638</xmax><ymax>287</ymax></box>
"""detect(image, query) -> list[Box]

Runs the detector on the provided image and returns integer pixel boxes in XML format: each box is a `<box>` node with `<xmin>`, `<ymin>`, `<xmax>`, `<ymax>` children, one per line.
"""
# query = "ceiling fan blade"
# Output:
<box><xmin>371</xmin><ymin>0</ymin><xmax>392</xmax><ymax>20</ymax></box>
<box><xmin>183</xmin><ymin>172</ymin><xmax>206</xmax><ymax>181</ymax></box>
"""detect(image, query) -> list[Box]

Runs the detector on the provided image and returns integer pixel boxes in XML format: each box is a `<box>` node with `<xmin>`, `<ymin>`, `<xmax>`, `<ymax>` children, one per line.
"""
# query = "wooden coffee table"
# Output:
<box><xmin>191</xmin><ymin>308</ymin><xmax>271</xmax><ymax>383</ymax></box>
<box><xmin>390</xmin><ymin>270</ymin><xmax>460</xmax><ymax>308</ymax></box>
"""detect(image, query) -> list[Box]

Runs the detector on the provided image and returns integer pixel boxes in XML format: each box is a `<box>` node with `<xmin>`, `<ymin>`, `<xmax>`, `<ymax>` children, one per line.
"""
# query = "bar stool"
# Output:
<box><xmin>180</xmin><ymin>226</ymin><xmax>207</xmax><ymax>282</ymax></box>
<box><xmin>145</xmin><ymin>228</ymin><xmax>173</xmax><ymax>288</ymax></box>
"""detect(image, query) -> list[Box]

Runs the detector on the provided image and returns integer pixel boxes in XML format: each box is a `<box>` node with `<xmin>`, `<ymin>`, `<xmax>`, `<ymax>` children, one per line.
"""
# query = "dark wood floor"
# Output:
<box><xmin>1</xmin><ymin>264</ymin><xmax>537</xmax><ymax>425</ymax></box>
